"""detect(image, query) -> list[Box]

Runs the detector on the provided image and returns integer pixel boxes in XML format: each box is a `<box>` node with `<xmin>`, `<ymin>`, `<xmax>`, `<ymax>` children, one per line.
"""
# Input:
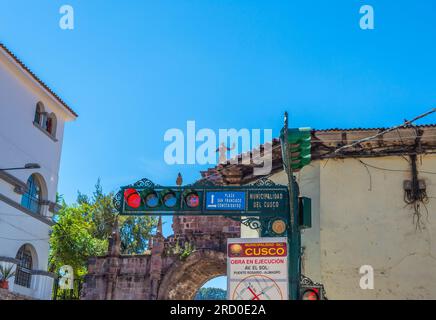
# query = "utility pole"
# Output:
<box><xmin>282</xmin><ymin>112</ymin><xmax>301</xmax><ymax>300</ymax></box>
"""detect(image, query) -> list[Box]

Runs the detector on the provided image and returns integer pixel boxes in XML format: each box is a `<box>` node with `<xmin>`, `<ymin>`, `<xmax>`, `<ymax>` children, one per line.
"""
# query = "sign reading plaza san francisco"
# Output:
<box><xmin>227</xmin><ymin>238</ymin><xmax>289</xmax><ymax>300</ymax></box>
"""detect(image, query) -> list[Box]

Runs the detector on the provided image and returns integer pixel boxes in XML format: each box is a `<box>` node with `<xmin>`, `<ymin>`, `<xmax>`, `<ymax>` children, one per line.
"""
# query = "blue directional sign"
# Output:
<box><xmin>205</xmin><ymin>191</ymin><xmax>246</xmax><ymax>211</ymax></box>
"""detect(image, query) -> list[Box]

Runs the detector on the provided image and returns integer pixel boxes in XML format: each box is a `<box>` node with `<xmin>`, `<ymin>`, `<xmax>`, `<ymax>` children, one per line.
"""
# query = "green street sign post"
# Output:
<box><xmin>114</xmin><ymin>181</ymin><xmax>292</xmax><ymax>236</ymax></box>
<box><xmin>280</xmin><ymin>112</ymin><xmax>312</xmax><ymax>300</ymax></box>
<box><xmin>112</xmin><ymin>115</ymin><xmax>313</xmax><ymax>300</ymax></box>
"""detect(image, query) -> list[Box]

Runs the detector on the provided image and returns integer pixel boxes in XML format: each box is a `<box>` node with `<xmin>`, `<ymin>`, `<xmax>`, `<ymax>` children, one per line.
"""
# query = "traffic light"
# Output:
<box><xmin>299</xmin><ymin>197</ymin><xmax>312</xmax><ymax>229</ymax></box>
<box><xmin>300</xmin><ymin>285</ymin><xmax>324</xmax><ymax>300</ymax></box>
<box><xmin>280</xmin><ymin>127</ymin><xmax>312</xmax><ymax>171</ymax></box>
<box><xmin>122</xmin><ymin>186</ymin><xmax>204</xmax><ymax>213</ymax></box>
<box><xmin>124</xmin><ymin>188</ymin><xmax>141</xmax><ymax>209</ymax></box>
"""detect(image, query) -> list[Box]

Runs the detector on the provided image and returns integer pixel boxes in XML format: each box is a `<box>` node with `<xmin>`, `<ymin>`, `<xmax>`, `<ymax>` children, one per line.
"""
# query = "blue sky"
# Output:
<box><xmin>1</xmin><ymin>1</ymin><xmax>436</xmax><ymax>289</ymax></box>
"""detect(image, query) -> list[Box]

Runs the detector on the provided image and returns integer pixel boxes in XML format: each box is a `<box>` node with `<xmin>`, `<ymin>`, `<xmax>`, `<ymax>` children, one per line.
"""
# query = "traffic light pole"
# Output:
<box><xmin>283</xmin><ymin>112</ymin><xmax>301</xmax><ymax>300</ymax></box>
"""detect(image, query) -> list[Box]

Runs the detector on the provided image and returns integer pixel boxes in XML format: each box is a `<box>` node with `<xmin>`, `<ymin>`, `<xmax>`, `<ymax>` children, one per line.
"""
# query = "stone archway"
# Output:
<box><xmin>158</xmin><ymin>250</ymin><xmax>226</xmax><ymax>300</ymax></box>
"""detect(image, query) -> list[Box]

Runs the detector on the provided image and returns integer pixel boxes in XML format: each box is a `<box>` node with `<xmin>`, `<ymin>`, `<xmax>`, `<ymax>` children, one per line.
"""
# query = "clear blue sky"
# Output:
<box><xmin>1</xmin><ymin>1</ymin><xmax>436</xmax><ymax>290</ymax></box>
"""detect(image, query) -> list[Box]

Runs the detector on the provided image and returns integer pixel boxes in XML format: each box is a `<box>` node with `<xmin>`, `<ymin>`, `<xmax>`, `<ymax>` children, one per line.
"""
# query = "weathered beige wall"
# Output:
<box><xmin>242</xmin><ymin>155</ymin><xmax>436</xmax><ymax>299</ymax></box>
<box><xmin>318</xmin><ymin>155</ymin><xmax>436</xmax><ymax>300</ymax></box>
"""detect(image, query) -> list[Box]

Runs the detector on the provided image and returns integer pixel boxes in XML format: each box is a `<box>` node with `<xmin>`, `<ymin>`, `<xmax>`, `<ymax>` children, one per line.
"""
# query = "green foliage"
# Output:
<box><xmin>179</xmin><ymin>242</ymin><xmax>195</xmax><ymax>260</ymax></box>
<box><xmin>0</xmin><ymin>263</ymin><xmax>16</xmax><ymax>281</ymax></box>
<box><xmin>49</xmin><ymin>206</ymin><xmax>107</xmax><ymax>277</ymax></box>
<box><xmin>120</xmin><ymin>216</ymin><xmax>157</xmax><ymax>254</ymax></box>
<box><xmin>195</xmin><ymin>287</ymin><xmax>227</xmax><ymax>300</ymax></box>
<box><xmin>49</xmin><ymin>180</ymin><xmax>158</xmax><ymax>278</ymax></box>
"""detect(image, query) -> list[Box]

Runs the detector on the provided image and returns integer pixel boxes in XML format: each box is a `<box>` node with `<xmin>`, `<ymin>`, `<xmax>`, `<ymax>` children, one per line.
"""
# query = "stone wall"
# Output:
<box><xmin>172</xmin><ymin>216</ymin><xmax>240</xmax><ymax>236</ymax></box>
<box><xmin>82</xmin><ymin>255</ymin><xmax>153</xmax><ymax>300</ymax></box>
<box><xmin>81</xmin><ymin>232</ymin><xmax>232</xmax><ymax>300</ymax></box>
<box><xmin>0</xmin><ymin>288</ymin><xmax>33</xmax><ymax>300</ymax></box>
<box><xmin>81</xmin><ymin>205</ymin><xmax>239</xmax><ymax>300</ymax></box>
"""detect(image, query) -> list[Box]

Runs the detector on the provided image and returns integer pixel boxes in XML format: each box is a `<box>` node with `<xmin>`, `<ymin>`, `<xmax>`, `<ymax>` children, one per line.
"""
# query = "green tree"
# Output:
<box><xmin>49</xmin><ymin>180</ymin><xmax>158</xmax><ymax>278</ymax></box>
<box><xmin>195</xmin><ymin>287</ymin><xmax>227</xmax><ymax>300</ymax></box>
<box><xmin>49</xmin><ymin>206</ymin><xmax>107</xmax><ymax>277</ymax></box>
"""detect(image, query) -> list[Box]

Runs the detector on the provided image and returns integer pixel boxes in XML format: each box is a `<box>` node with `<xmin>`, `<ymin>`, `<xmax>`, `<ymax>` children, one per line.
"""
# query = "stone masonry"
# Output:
<box><xmin>81</xmin><ymin>215</ymin><xmax>239</xmax><ymax>300</ymax></box>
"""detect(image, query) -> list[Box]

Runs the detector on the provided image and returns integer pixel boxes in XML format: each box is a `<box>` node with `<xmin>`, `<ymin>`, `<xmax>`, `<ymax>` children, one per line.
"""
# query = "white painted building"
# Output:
<box><xmin>201</xmin><ymin>125</ymin><xmax>436</xmax><ymax>299</ymax></box>
<box><xmin>0</xmin><ymin>43</ymin><xmax>77</xmax><ymax>299</ymax></box>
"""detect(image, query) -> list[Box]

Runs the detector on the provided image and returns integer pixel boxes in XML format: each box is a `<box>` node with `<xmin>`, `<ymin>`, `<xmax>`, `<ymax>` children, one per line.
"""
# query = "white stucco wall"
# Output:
<box><xmin>0</xmin><ymin>50</ymin><xmax>68</xmax><ymax>205</ymax></box>
<box><xmin>241</xmin><ymin>155</ymin><xmax>436</xmax><ymax>299</ymax></box>
<box><xmin>0</xmin><ymin>47</ymin><xmax>74</xmax><ymax>299</ymax></box>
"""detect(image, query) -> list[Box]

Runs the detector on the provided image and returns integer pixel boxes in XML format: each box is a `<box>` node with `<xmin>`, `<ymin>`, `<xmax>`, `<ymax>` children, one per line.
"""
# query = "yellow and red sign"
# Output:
<box><xmin>227</xmin><ymin>238</ymin><xmax>289</xmax><ymax>300</ymax></box>
<box><xmin>228</xmin><ymin>242</ymin><xmax>287</xmax><ymax>258</ymax></box>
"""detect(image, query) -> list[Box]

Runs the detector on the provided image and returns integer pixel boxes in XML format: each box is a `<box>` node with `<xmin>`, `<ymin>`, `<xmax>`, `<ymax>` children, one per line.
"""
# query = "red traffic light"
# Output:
<box><xmin>124</xmin><ymin>188</ymin><xmax>141</xmax><ymax>208</ymax></box>
<box><xmin>301</xmin><ymin>288</ymin><xmax>320</xmax><ymax>300</ymax></box>
<box><xmin>185</xmin><ymin>192</ymin><xmax>200</xmax><ymax>208</ymax></box>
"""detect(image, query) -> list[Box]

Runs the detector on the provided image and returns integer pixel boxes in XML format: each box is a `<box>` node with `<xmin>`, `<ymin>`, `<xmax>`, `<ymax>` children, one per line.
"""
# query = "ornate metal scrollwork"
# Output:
<box><xmin>300</xmin><ymin>275</ymin><xmax>316</xmax><ymax>286</ymax></box>
<box><xmin>113</xmin><ymin>190</ymin><xmax>123</xmax><ymax>211</ymax></box>
<box><xmin>228</xmin><ymin>217</ymin><xmax>262</xmax><ymax>230</ymax></box>
<box><xmin>132</xmin><ymin>178</ymin><xmax>159</xmax><ymax>189</ymax></box>
<box><xmin>252</xmin><ymin>177</ymin><xmax>277</xmax><ymax>187</ymax></box>
<box><xmin>240</xmin><ymin>217</ymin><xmax>262</xmax><ymax>230</ymax></box>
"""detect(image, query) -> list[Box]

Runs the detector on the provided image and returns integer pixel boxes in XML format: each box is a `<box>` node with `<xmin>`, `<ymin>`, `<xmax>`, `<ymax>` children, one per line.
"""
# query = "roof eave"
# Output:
<box><xmin>0</xmin><ymin>43</ymin><xmax>78</xmax><ymax>119</ymax></box>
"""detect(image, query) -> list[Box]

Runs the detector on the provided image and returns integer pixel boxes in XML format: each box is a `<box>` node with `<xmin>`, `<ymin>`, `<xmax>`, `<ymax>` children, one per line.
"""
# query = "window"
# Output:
<box><xmin>14</xmin><ymin>245</ymin><xmax>33</xmax><ymax>288</ymax></box>
<box><xmin>21</xmin><ymin>175</ymin><xmax>42</xmax><ymax>214</ymax></box>
<box><xmin>34</xmin><ymin>102</ymin><xmax>44</xmax><ymax>126</ymax></box>
<box><xmin>46</xmin><ymin>113</ymin><xmax>57</xmax><ymax>137</ymax></box>
<box><xmin>33</xmin><ymin>102</ymin><xmax>57</xmax><ymax>139</ymax></box>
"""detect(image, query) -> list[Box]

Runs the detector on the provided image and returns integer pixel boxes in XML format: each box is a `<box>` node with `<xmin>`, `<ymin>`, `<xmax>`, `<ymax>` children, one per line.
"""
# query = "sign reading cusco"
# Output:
<box><xmin>227</xmin><ymin>238</ymin><xmax>289</xmax><ymax>300</ymax></box>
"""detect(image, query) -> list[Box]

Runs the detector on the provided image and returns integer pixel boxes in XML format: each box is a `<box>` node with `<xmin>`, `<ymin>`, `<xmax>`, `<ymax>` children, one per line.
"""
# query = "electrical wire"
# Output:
<box><xmin>201</xmin><ymin>110</ymin><xmax>436</xmax><ymax>183</ymax></box>
<box><xmin>357</xmin><ymin>160</ymin><xmax>436</xmax><ymax>175</ymax></box>
<box><xmin>329</xmin><ymin>108</ymin><xmax>436</xmax><ymax>156</ymax></box>
<box><xmin>201</xmin><ymin>130</ymin><xmax>436</xmax><ymax>182</ymax></box>
<box><xmin>311</xmin><ymin>133</ymin><xmax>436</xmax><ymax>143</ymax></box>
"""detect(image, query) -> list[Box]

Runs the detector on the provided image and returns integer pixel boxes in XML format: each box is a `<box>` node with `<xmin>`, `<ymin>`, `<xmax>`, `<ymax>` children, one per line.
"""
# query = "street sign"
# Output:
<box><xmin>115</xmin><ymin>183</ymin><xmax>290</xmax><ymax>217</ymax></box>
<box><xmin>205</xmin><ymin>191</ymin><xmax>246</xmax><ymax>211</ymax></box>
<box><xmin>113</xmin><ymin>176</ymin><xmax>314</xmax><ymax>300</ymax></box>
<box><xmin>227</xmin><ymin>238</ymin><xmax>289</xmax><ymax>301</ymax></box>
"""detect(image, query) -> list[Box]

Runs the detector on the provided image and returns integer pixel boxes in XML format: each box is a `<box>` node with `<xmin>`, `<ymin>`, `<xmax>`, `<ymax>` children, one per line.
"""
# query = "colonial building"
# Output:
<box><xmin>0</xmin><ymin>43</ymin><xmax>77</xmax><ymax>299</ymax></box>
<box><xmin>201</xmin><ymin>124</ymin><xmax>436</xmax><ymax>299</ymax></box>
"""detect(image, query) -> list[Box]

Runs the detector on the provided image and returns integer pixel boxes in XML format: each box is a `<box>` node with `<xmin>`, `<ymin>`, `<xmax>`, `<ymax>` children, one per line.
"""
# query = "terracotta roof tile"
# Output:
<box><xmin>200</xmin><ymin>124</ymin><xmax>436</xmax><ymax>185</ymax></box>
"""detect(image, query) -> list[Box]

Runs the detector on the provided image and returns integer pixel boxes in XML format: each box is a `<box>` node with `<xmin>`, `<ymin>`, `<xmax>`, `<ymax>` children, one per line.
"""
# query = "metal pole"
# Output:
<box><xmin>283</xmin><ymin>112</ymin><xmax>301</xmax><ymax>300</ymax></box>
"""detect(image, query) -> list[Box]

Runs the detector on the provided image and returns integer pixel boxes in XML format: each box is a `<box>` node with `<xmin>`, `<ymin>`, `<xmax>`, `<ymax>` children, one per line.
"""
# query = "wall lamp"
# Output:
<box><xmin>0</xmin><ymin>163</ymin><xmax>41</xmax><ymax>171</ymax></box>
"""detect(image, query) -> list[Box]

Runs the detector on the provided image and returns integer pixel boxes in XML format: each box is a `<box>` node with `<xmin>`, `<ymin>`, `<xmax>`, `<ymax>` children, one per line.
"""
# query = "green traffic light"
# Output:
<box><xmin>281</xmin><ymin>127</ymin><xmax>312</xmax><ymax>171</ymax></box>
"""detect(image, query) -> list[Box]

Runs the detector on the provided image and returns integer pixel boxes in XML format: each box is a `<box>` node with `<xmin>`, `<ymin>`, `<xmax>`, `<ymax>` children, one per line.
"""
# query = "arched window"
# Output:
<box><xmin>46</xmin><ymin>113</ymin><xmax>57</xmax><ymax>137</ymax></box>
<box><xmin>34</xmin><ymin>102</ymin><xmax>44</xmax><ymax>126</ymax></box>
<box><xmin>14</xmin><ymin>245</ymin><xmax>33</xmax><ymax>288</ymax></box>
<box><xmin>21</xmin><ymin>175</ymin><xmax>42</xmax><ymax>214</ymax></box>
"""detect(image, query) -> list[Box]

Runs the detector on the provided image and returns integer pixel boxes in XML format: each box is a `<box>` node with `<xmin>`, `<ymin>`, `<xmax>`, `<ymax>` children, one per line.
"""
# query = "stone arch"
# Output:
<box><xmin>158</xmin><ymin>249</ymin><xmax>226</xmax><ymax>300</ymax></box>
